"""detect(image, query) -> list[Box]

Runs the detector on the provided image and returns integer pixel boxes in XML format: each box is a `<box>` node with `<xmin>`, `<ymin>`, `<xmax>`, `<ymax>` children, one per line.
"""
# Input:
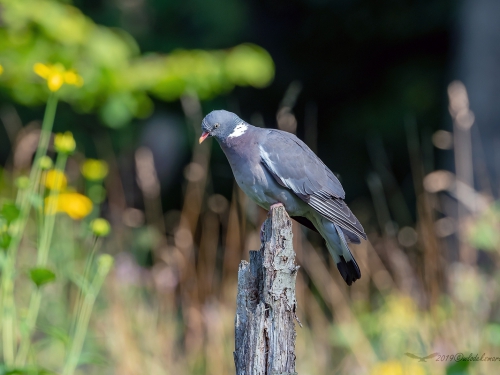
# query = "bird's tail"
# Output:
<box><xmin>312</xmin><ymin>216</ymin><xmax>361</xmax><ymax>285</ymax></box>
<box><xmin>334</xmin><ymin>224</ymin><xmax>361</xmax><ymax>285</ymax></box>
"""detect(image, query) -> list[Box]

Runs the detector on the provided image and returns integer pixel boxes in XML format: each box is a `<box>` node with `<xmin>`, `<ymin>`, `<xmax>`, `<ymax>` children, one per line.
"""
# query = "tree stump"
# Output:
<box><xmin>234</xmin><ymin>204</ymin><xmax>299</xmax><ymax>375</ymax></box>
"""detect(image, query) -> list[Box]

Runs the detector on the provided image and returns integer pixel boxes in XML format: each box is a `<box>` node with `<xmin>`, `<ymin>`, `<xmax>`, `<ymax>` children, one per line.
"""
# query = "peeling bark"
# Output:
<box><xmin>234</xmin><ymin>205</ymin><xmax>299</xmax><ymax>375</ymax></box>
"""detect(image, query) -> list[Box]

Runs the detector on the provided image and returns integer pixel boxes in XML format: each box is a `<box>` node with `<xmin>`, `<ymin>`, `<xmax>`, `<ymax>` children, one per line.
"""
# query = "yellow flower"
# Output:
<box><xmin>371</xmin><ymin>361</ymin><xmax>404</xmax><ymax>375</ymax></box>
<box><xmin>44</xmin><ymin>170</ymin><xmax>67</xmax><ymax>191</ymax></box>
<box><xmin>90</xmin><ymin>218</ymin><xmax>111</xmax><ymax>237</ymax></box>
<box><xmin>0</xmin><ymin>65</ymin><xmax>4</xmax><ymax>75</ymax></box>
<box><xmin>371</xmin><ymin>361</ymin><xmax>425</xmax><ymax>375</ymax></box>
<box><xmin>81</xmin><ymin>159</ymin><xmax>109</xmax><ymax>181</ymax></box>
<box><xmin>33</xmin><ymin>63</ymin><xmax>83</xmax><ymax>92</ymax></box>
<box><xmin>54</xmin><ymin>132</ymin><xmax>76</xmax><ymax>154</ymax></box>
<box><xmin>63</xmin><ymin>70</ymin><xmax>83</xmax><ymax>86</ymax></box>
<box><xmin>45</xmin><ymin>193</ymin><xmax>93</xmax><ymax>220</ymax></box>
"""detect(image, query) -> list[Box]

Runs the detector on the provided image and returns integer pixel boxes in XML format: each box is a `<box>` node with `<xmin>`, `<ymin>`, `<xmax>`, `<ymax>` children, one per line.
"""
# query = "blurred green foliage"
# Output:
<box><xmin>29</xmin><ymin>268</ymin><xmax>57</xmax><ymax>287</ymax></box>
<box><xmin>467</xmin><ymin>203</ymin><xmax>500</xmax><ymax>251</ymax></box>
<box><xmin>1</xmin><ymin>0</ymin><xmax>498</xmax><ymax>374</ymax></box>
<box><xmin>0</xmin><ymin>0</ymin><xmax>274</xmax><ymax>128</ymax></box>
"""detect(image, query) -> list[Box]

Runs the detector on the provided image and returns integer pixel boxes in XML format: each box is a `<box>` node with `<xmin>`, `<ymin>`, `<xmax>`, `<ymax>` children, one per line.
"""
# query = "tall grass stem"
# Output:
<box><xmin>62</xmin><ymin>257</ymin><xmax>110</xmax><ymax>375</ymax></box>
<box><xmin>16</xmin><ymin>152</ymin><xmax>68</xmax><ymax>366</ymax></box>
<box><xmin>1</xmin><ymin>93</ymin><xmax>58</xmax><ymax>366</ymax></box>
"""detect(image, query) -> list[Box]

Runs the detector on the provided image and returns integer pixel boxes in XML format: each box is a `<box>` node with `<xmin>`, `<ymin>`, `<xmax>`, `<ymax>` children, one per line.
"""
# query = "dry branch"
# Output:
<box><xmin>234</xmin><ymin>204</ymin><xmax>299</xmax><ymax>375</ymax></box>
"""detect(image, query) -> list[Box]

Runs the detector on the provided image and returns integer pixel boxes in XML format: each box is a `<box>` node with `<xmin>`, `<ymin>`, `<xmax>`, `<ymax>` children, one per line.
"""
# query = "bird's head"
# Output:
<box><xmin>199</xmin><ymin>110</ymin><xmax>246</xmax><ymax>144</ymax></box>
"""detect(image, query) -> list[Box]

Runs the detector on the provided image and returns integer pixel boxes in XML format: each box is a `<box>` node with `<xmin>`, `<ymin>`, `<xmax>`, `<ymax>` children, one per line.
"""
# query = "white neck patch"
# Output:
<box><xmin>228</xmin><ymin>123</ymin><xmax>248</xmax><ymax>138</ymax></box>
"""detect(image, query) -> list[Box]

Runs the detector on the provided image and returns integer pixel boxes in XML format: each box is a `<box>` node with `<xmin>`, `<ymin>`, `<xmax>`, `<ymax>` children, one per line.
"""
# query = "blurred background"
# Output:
<box><xmin>1</xmin><ymin>0</ymin><xmax>500</xmax><ymax>374</ymax></box>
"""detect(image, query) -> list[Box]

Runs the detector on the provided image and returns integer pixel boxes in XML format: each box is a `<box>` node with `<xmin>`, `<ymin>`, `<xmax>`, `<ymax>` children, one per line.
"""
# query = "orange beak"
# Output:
<box><xmin>199</xmin><ymin>131</ymin><xmax>210</xmax><ymax>144</ymax></box>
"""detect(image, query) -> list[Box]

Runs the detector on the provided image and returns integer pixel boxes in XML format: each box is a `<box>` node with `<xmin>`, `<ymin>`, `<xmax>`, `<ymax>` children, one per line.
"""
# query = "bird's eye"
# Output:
<box><xmin>214</xmin><ymin>123</ymin><xmax>220</xmax><ymax>129</ymax></box>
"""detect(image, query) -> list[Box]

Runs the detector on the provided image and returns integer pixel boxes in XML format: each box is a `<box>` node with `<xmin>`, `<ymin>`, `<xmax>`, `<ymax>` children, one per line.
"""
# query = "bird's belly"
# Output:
<box><xmin>234</xmin><ymin>163</ymin><xmax>307</xmax><ymax>216</ymax></box>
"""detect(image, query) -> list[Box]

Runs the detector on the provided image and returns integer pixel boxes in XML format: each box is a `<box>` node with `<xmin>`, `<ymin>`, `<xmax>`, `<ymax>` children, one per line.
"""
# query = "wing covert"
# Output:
<box><xmin>259</xmin><ymin>130</ymin><xmax>366</xmax><ymax>240</ymax></box>
<box><xmin>259</xmin><ymin>130</ymin><xmax>344</xmax><ymax>198</ymax></box>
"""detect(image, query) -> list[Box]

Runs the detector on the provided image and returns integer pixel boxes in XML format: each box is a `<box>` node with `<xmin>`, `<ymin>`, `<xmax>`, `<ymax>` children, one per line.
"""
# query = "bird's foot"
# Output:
<box><xmin>269</xmin><ymin>202</ymin><xmax>284</xmax><ymax>210</ymax></box>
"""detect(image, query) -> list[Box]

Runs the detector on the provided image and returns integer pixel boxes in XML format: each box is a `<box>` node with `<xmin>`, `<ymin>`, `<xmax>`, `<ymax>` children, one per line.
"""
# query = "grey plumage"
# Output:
<box><xmin>200</xmin><ymin>110</ymin><xmax>366</xmax><ymax>285</ymax></box>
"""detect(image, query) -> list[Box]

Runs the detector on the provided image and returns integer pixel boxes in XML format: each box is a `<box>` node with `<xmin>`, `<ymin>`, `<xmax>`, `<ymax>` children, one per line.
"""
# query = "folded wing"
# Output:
<box><xmin>260</xmin><ymin>130</ymin><xmax>366</xmax><ymax>241</ymax></box>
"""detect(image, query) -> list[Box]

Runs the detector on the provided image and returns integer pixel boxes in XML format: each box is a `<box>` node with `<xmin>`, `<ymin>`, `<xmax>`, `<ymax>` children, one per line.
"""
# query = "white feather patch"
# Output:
<box><xmin>228</xmin><ymin>123</ymin><xmax>248</xmax><ymax>138</ymax></box>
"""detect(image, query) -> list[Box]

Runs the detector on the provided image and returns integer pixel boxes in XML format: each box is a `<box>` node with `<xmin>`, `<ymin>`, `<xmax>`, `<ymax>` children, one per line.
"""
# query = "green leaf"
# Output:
<box><xmin>446</xmin><ymin>360</ymin><xmax>470</xmax><ymax>375</ymax></box>
<box><xmin>1</xmin><ymin>202</ymin><xmax>20</xmax><ymax>223</ymax></box>
<box><xmin>0</xmin><ymin>215</ymin><xmax>10</xmax><ymax>250</ymax></box>
<box><xmin>29</xmin><ymin>268</ymin><xmax>56</xmax><ymax>287</ymax></box>
<box><xmin>0</xmin><ymin>233</ymin><xmax>11</xmax><ymax>250</ymax></box>
<box><xmin>0</xmin><ymin>365</ymin><xmax>56</xmax><ymax>375</ymax></box>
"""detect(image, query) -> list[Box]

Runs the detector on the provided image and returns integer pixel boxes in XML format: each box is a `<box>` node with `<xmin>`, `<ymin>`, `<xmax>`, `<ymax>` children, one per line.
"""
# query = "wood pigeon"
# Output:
<box><xmin>200</xmin><ymin>110</ymin><xmax>366</xmax><ymax>285</ymax></box>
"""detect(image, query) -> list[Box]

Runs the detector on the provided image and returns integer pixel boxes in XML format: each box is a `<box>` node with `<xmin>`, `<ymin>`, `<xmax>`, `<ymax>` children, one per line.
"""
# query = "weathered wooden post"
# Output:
<box><xmin>234</xmin><ymin>204</ymin><xmax>299</xmax><ymax>375</ymax></box>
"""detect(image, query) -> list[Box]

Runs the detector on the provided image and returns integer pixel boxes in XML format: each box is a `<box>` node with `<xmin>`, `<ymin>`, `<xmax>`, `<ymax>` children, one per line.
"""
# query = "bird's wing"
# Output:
<box><xmin>404</xmin><ymin>353</ymin><xmax>421</xmax><ymax>359</ymax></box>
<box><xmin>424</xmin><ymin>353</ymin><xmax>439</xmax><ymax>359</ymax></box>
<box><xmin>259</xmin><ymin>130</ymin><xmax>366</xmax><ymax>240</ymax></box>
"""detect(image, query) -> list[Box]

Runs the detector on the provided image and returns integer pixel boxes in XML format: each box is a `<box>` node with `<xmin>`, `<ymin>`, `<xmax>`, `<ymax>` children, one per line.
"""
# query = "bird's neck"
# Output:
<box><xmin>219</xmin><ymin>124</ymin><xmax>254</xmax><ymax>150</ymax></box>
<box><xmin>218</xmin><ymin>126</ymin><xmax>257</xmax><ymax>160</ymax></box>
